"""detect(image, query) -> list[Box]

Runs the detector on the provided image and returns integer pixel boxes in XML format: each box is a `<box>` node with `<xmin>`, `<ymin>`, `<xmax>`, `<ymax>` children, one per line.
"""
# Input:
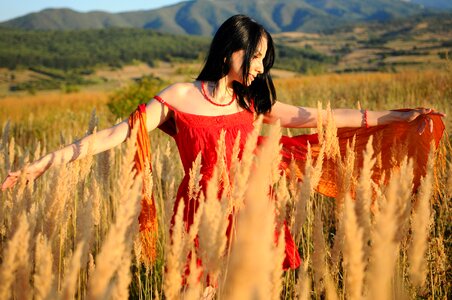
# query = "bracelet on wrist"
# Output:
<box><xmin>362</xmin><ymin>109</ymin><xmax>369</xmax><ymax>128</ymax></box>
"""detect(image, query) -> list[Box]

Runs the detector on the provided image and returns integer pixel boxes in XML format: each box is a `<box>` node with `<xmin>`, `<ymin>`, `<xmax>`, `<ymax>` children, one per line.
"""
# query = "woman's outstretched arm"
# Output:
<box><xmin>1</xmin><ymin>99</ymin><xmax>171</xmax><ymax>191</ymax></box>
<box><xmin>264</xmin><ymin>101</ymin><xmax>445</xmax><ymax>131</ymax></box>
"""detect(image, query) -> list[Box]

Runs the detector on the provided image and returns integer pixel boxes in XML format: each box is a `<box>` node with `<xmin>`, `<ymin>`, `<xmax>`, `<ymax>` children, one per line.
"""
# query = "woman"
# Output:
<box><xmin>1</xmin><ymin>15</ymin><xmax>445</xmax><ymax>269</ymax></box>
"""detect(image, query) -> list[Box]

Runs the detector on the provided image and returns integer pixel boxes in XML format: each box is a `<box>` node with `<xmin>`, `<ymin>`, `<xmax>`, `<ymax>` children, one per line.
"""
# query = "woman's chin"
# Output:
<box><xmin>245</xmin><ymin>76</ymin><xmax>255</xmax><ymax>86</ymax></box>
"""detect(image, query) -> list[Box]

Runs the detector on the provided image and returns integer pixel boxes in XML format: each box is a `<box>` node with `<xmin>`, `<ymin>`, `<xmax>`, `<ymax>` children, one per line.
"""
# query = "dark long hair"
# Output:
<box><xmin>196</xmin><ymin>15</ymin><xmax>276</xmax><ymax>114</ymax></box>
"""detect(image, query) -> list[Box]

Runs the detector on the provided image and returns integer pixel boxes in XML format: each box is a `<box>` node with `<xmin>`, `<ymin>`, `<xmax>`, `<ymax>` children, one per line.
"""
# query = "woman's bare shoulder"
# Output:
<box><xmin>157</xmin><ymin>81</ymin><xmax>199</xmax><ymax>103</ymax></box>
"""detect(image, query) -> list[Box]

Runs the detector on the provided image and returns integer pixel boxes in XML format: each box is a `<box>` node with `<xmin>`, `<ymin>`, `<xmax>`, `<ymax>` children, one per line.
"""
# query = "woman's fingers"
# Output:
<box><xmin>410</xmin><ymin>108</ymin><xmax>446</xmax><ymax>135</ymax></box>
<box><xmin>1</xmin><ymin>171</ymin><xmax>21</xmax><ymax>191</ymax></box>
<box><xmin>1</xmin><ymin>166</ymin><xmax>44</xmax><ymax>191</ymax></box>
<box><xmin>423</xmin><ymin>108</ymin><xmax>446</xmax><ymax>117</ymax></box>
<box><xmin>429</xmin><ymin>111</ymin><xmax>447</xmax><ymax>117</ymax></box>
<box><xmin>419</xmin><ymin>108</ymin><xmax>446</xmax><ymax>116</ymax></box>
<box><xmin>418</xmin><ymin>117</ymin><xmax>427</xmax><ymax>135</ymax></box>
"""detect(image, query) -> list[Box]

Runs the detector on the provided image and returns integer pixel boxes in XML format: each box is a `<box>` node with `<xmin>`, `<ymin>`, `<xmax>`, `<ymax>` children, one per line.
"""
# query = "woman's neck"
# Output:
<box><xmin>211</xmin><ymin>78</ymin><xmax>235</xmax><ymax>103</ymax></box>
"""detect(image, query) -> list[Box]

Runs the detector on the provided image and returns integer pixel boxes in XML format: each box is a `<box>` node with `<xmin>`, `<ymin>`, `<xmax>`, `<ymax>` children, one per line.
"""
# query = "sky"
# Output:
<box><xmin>0</xmin><ymin>0</ymin><xmax>184</xmax><ymax>22</ymax></box>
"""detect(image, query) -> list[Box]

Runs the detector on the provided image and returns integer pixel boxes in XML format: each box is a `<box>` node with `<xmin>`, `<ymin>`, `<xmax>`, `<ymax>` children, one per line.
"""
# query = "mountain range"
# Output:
<box><xmin>1</xmin><ymin>0</ymin><xmax>448</xmax><ymax>35</ymax></box>
<box><xmin>406</xmin><ymin>0</ymin><xmax>452</xmax><ymax>9</ymax></box>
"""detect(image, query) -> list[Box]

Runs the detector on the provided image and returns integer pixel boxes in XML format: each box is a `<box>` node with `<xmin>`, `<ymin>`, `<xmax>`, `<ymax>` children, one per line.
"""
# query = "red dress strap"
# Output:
<box><xmin>154</xmin><ymin>95</ymin><xmax>175</xmax><ymax>111</ymax></box>
<box><xmin>153</xmin><ymin>95</ymin><xmax>177</xmax><ymax>137</ymax></box>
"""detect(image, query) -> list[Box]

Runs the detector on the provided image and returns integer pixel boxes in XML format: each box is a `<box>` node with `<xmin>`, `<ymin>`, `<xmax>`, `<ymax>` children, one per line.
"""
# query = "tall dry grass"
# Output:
<box><xmin>0</xmin><ymin>70</ymin><xmax>450</xmax><ymax>299</ymax></box>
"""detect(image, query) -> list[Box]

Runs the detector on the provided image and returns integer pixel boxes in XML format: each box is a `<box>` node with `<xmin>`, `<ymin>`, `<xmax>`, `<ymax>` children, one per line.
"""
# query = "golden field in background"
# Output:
<box><xmin>1</xmin><ymin>69</ymin><xmax>450</xmax><ymax>140</ymax></box>
<box><xmin>0</xmin><ymin>69</ymin><xmax>451</xmax><ymax>299</ymax></box>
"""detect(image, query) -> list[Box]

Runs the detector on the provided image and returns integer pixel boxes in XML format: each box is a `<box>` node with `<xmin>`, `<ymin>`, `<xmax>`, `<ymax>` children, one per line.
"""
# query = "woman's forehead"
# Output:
<box><xmin>255</xmin><ymin>37</ymin><xmax>268</xmax><ymax>55</ymax></box>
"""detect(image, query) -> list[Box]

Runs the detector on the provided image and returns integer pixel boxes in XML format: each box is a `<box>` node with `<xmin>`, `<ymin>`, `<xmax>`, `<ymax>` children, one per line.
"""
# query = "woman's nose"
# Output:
<box><xmin>256</xmin><ymin>60</ymin><xmax>264</xmax><ymax>74</ymax></box>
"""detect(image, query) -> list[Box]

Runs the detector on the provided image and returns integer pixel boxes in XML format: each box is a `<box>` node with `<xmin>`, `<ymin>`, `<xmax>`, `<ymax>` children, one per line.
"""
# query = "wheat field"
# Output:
<box><xmin>0</xmin><ymin>70</ymin><xmax>450</xmax><ymax>299</ymax></box>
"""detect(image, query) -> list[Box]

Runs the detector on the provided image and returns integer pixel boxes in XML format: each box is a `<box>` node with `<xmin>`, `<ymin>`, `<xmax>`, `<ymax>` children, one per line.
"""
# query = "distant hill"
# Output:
<box><xmin>276</xmin><ymin>12</ymin><xmax>452</xmax><ymax>73</ymax></box>
<box><xmin>0</xmin><ymin>26</ymin><xmax>334</xmax><ymax>74</ymax></box>
<box><xmin>0</xmin><ymin>0</ymin><xmax>430</xmax><ymax>35</ymax></box>
<box><xmin>0</xmin><ymin>10</ymin><xmax>449</xmax><ymax>93</ymax></box>
<box><xmin>408</xmin><ymin>0</ymin><xmax>452</xmax><ymax>9</ymax></box>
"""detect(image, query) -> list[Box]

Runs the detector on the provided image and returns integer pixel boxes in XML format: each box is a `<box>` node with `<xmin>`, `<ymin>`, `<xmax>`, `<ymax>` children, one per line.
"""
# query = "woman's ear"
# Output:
<box><xmin>222</xmin><ymin>57</ymin><xmax>230</xmax><ymax>75</ymax></box>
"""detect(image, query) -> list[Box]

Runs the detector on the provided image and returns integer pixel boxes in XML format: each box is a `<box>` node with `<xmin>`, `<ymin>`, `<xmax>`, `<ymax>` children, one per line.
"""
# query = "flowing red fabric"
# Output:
<box><xmin>129</xmin><ymin>102</ymin><xmax>445</xmax><ymax>268</ymax></box>
<box><xmin>279</xmin><ymin>111</ymin><xmax>445</xmax><ymax>197</ymax></box>
<box><xmin>128</xmin><ymin>104</ymin><xmax>158</xmax><ymax>265</ymax></box>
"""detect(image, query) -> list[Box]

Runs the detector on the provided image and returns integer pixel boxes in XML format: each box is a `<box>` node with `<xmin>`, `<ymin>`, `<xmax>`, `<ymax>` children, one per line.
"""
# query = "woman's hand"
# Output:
<box><xmin>1</xmin><ymin>165</ymin><xmax>47</xmax><ymax>191</ymax></box>
<box><xmin>1</xmin><ymin>170</ymin><xmax>22</xmax><ymax>191</ymax></box>
<box><xmin>403</xmin><ymin>108</ymin><xmax>446</xmax><ymax>135</ymax></box>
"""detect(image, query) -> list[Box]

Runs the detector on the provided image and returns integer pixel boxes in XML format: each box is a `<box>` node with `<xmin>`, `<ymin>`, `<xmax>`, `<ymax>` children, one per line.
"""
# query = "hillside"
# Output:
<box><xmin>0</xmin><ymin>26</ymin><xmax>333</xmax><ymax>93</ymax></box>
<box><xmin>0</xmin><ymin>10</ymin><xmax>450</xmax><ymax>94</ymax></box>
<box><xmin>0</xmin><ymin>26</ymin><xmax>332</xmax><ymax>71</ymax></box>
<box><xmin>0</xmin><ymin>0</ymin><xmax>428</xmax><ymax>34</ymax></box>
<box><xmin>409</xmin><ymin>0</ymin><xmax>452</xmax><ymax>9</ymax></box>
<box><xmin>275</xmin><ymin>12</ymin><xmax>452</xmax><ymax>72</ymax></box>
<box><xmin>0</xmin><ymin>28</ymin><xmax>210</xmax><ymax>70</ymax></box>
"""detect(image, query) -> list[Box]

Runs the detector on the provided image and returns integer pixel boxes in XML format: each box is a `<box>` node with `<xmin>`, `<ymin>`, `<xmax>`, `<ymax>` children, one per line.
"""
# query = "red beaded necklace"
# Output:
<box><xmin>201</xmin><ymin>81</ymin><xmax>236</xmax><ymax>107</ymax></box>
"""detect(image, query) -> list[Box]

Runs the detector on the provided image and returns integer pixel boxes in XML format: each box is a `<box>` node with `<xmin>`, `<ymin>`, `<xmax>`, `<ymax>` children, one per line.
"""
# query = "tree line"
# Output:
<box><xmin>0</xmin><ymin>27</ymin><xmax>333</xmax><ymax>73</ymax></box>
<box><xmin>0</xmin><ymin>28</ymin><xmax>210</xmax><ymax>70</ymax></box>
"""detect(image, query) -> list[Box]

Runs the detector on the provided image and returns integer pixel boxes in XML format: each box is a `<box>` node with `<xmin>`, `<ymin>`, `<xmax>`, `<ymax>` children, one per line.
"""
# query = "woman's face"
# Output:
<box><xmin>228</xmin><ymin>36</ymin><xmax>267</xmax><ymax>86</ymax></box>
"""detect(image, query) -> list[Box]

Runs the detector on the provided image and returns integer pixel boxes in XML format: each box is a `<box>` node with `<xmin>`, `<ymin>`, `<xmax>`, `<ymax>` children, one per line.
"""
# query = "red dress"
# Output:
<box><xmin>130</xmin><ymin>99</ymin><xmax>445</xmax><ymax>269</ymax></box>
<box><xmin>153</xmin><ymin>95</ymin><xmax>302</xmax><ymax>269</ymax></box>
